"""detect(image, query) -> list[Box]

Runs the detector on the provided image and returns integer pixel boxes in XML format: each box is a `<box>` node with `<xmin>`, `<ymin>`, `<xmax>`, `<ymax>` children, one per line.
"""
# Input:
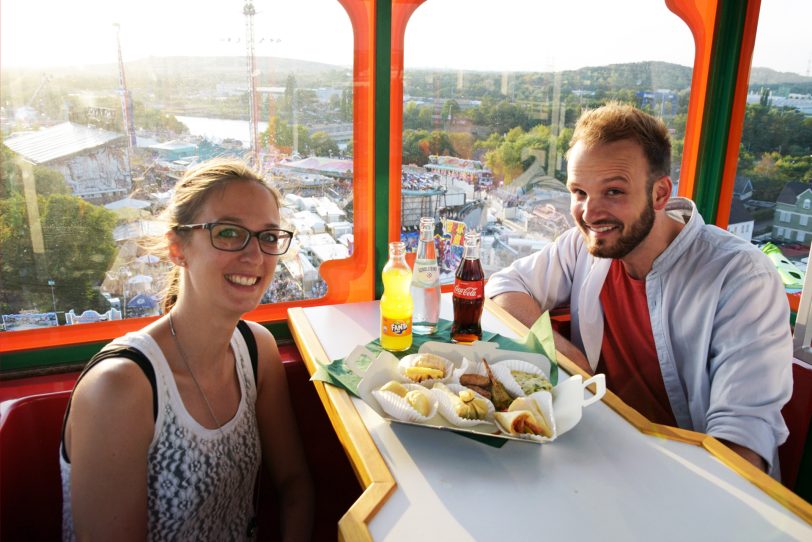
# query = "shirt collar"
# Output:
<box><xmin>650</xmin><ymin>197</ymin><xmax>703</xmax><ymax>273</ymax></box>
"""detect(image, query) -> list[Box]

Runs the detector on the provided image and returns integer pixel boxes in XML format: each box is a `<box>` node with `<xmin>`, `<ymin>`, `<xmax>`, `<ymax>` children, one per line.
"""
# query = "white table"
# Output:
<box><xmin>288</xmin><ymin>296</ymin><xmax>812</xmax><ymax>541</ymax></box>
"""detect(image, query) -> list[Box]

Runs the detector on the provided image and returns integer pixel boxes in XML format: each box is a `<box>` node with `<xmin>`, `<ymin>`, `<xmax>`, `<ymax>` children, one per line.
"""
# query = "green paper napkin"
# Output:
<box><xmin>313</xmin><ymin>313</ymin><xmax>557</xmax><ymax>394</ymax></box>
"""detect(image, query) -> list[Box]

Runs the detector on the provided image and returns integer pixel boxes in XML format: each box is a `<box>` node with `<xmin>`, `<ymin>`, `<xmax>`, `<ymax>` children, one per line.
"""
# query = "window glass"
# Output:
<box><xmin>0</xmin><ymin>0</ymin><xmax>353</xmax><ymax>331</ymax></box>
<box><xmin>399</xmin><ymin>0</ymin><xmax>694</xmax><ymax>283</ymax></box>
<box><xmin>726</xmin><ymin>0</ymin><xmax>812</xmax><ymax>360</ymax></box>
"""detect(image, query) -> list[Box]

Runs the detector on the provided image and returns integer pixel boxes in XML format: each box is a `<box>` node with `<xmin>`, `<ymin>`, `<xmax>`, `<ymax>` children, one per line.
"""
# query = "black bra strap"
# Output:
<box><xmin>61</xmin><ymin>346</ymin><xmax>156</xmax><ymax>462</ymax></box>
<box><xmin>236</xmin><ymin>320</ymin><xmax>259</xmax><ymax>384</ymax></box>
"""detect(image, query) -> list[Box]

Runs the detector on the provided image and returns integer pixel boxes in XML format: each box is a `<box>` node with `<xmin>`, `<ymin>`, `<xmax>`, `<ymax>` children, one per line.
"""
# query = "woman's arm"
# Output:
<box><xmin>66</xmin><ymin>359</ymin><xmax>154</xmax><ymax>541</ymax></box>
<box><xmin>250</xmin><ymin>322</ymin><xmax>314</xmax><ymax>542</ymax></box>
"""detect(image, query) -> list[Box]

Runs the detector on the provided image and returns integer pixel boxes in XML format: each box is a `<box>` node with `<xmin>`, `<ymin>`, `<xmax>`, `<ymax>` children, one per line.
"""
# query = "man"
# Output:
<box><xmin>485</xmin><ymin>102</ymin><xmax>792</xmax><ymax>474</ymax></box>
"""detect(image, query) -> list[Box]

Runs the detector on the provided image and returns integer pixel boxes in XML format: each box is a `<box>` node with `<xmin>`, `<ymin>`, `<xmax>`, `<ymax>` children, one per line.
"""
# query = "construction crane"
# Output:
<box><xmin>114</xmin><ymin>23</ymin><xmax>135</xmax><ymax>184</ymax></box>
<box><xmin>244</xmin><ymin>0</ymin><xmax>259</xmax><ymax>166</ymax></box>
<box><xmin>27</xmin><ymin>74</ymin><xmax>52</xmax><ymax>108</ymax></box>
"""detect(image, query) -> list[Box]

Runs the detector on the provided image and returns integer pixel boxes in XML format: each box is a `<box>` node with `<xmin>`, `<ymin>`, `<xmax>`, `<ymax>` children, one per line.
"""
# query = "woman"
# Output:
<box><xmin>61</xmin><ymin>158</ymin><xmax>314</xmax><ymax>541</ymax></box>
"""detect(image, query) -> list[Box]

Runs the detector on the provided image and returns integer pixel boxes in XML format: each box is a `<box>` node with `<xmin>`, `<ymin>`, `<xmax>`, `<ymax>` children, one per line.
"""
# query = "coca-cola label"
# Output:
<box><xmin>382</xmin><ymin>316</ymin><xmax>412</xmax><ymax>337</ymax></box>
<box><xmin>412</xmin><ymin>259</ymin><xmax>439</xmax><ymax>288</ymax></box>
<box><xmin>453</xmin><ymin>279</ymin><xmax>484</xmax><ymax>300</ymax></box>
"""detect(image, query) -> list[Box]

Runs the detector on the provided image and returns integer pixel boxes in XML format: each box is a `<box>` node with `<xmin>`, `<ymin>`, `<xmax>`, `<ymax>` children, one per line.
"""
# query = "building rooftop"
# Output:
<box><xmin>777</xmin><ymin>181</ymin><xmax>812</xmax><ymax>204</ymax></box>
<box><xmin>3</xmin><ymin>122</ymin><xmax>123</xmax><ymax>164</ymax></box>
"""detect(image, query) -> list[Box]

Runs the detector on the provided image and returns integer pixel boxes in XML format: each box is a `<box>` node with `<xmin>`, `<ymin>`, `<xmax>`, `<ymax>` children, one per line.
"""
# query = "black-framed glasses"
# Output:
<box><xmin>175</xmin><ymin>222</ymin><xmax>294</xmax><ymax>255</ymax></box>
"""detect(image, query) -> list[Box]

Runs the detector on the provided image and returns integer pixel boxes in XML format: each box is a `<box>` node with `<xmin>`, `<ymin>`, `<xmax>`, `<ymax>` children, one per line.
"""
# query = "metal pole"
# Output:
<box><xmin>48</xmin><ymin>279</ymin><xmax>56</xmax><ymax>313</ymax></box>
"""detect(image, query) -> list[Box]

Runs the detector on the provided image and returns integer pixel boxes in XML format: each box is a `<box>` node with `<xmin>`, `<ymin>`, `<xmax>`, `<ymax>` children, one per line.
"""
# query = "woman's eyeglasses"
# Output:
<box><xmin>175</xmin><ymin>222</ymin><xmax>294</xmax><ymax>255</ymax></box>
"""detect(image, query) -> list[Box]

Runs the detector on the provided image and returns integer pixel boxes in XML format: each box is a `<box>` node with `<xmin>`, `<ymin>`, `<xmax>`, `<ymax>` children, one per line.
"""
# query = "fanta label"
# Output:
<box><xmin>453</xmin><ymin>279</ymin><xmax>483</xmax><ymax>300</ymax></box>
<box><xmin>382</xmin><ymin>316</ymin><xmax>412</xmax><ymax>337</ymax></box>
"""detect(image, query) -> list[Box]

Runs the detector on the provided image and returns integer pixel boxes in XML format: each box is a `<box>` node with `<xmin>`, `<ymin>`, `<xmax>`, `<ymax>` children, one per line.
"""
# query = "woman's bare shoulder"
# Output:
<box><xmin>71</xmin><ymin>357</ymin><xmax>154</xmax><ymax>422</ymax></box>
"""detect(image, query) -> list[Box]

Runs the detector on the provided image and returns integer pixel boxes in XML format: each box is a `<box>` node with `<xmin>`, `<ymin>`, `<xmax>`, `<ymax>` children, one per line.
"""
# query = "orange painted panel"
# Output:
<box><xmin>667</xmin><ymin>0</ymin><xmax>718</xmax><ymax>199</ymax></box>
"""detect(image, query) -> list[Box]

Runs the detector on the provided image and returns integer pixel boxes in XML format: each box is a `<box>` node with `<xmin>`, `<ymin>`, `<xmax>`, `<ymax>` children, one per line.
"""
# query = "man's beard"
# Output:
<box><xmin>578</xmin><ymin>197</ymin><xmax>655</xmax><ymax>259</ymax></box>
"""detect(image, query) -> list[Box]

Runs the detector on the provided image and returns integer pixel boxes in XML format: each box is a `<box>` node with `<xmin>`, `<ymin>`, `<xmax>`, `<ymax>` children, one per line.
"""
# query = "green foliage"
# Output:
<box><xmin>0</xmin><ymin>194</ymin><xmax>38</xmax><ymax>313</ymax></box>
<box><xmin>32</xmin><ymin>166</ymin><xmax>69</xmax><ymax>196</ymax></box>
<box><xmin>468</xmin><ymin>97</ymin><xmax>532</xmax><ymax>135</ymax></box>
<box><xmin>402</xmin><ymin>129</ymin><xmax>430</xmax><ymax>165</ymax></box>
<box><xmin>0</xmin><ymin>156</ymin><xmax>117</xmax><ymax>314</ymax></box>
<box><xmin>40</xmin><ymin>195</ymin><xmax>118</xmax><ymax>313</ymax></box>
<box><xmin>741</xmin><ymin>104</ymin><xmax>812</xmax><ymax>156</ymax></box>
<box><xmin>261</xmin><ymin>116</ymin><xmax>340</xmax><ymax>158</ymax></box>
<box><xmin>310</xmin><ymin>131</ymin><xmax>340</xmax><ymax>157</ymax></box>
<box><xmin>0</xmin><ymin>141</ymin><xmax>20</xmax><ymax>198</ymax></box>
<box><xmin>481</xmin><ymin>124</ymin><xmax>553</xmax><ymax>184</ymax></box>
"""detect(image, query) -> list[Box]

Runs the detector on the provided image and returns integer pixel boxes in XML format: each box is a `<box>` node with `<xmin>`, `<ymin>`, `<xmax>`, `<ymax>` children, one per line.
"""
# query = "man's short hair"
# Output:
<box><xmin>567</xmin><ymin>101</ymin><xmax>671</xmax><ymax>179</ymax></box>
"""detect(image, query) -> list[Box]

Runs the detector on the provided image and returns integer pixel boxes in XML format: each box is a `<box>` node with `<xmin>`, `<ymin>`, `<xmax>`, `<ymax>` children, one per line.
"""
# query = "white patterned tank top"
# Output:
<box><xmin>60</xmin><ymin>328</ymin><xmax>262</xmax><ymax>541</ymax></box>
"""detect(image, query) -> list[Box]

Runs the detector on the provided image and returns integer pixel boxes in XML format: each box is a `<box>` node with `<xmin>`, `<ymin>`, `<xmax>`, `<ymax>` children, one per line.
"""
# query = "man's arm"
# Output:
<box><xmin>719</xmin><ymin>439</ymin><xmax>767</xmax><ymax>472</ymax></box>
<box><xmin>491</xmin><ymin>292</ymin><xmax>592</xmax><ymax>374</ymax></box>
<box><xmin>704</xmin><ymin>264</ymin><xmax>792</xmax><ymax>474</ymax></box>
<box><xmin>490</xmin><ymin>292</ymin><xmax>542</xmax><ymax>328</ymax></box>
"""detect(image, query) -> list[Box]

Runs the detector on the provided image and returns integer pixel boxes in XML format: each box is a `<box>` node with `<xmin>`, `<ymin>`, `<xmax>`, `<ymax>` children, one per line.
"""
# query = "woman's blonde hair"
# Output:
<box><xmin>156</xmin><ymin>157</ymin><xmax>282</xmax><ymax>313</ymax></box>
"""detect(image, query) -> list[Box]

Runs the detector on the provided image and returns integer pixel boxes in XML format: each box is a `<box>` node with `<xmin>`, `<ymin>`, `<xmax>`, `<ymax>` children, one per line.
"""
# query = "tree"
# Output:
<box><xmin>0</xmin><ymin>192</ymin><xmax>117</xmax><ymax>315</ymax></box>
<box><xmin>449</xmin><ymin>132</ymin><xmax>475</xmax><ymax>159</ymax></box>
<box><xmin>310</xmin><ymin>131</ymin><xmax>339</xmax><ymax>157</ymax></box>
<box><xmin>482</xmin><ymin>124</ymin><xmax>553</xmax><ymax>184</ymax></box>
<box><xmin>283</xmin><ymin>74</ymin><xmax>297</xmax><ymax>120</ymax></box>
<box><xmin>40</xmin><ymin>194</ymin><xmax>118</xmax><ymax>313</ymax></box>
<box><xmin>0</xmin><ymin>194</ymin><xmax>37</xmax><ymax>313</ymax></box>
<box><xmin>33</xmin><ymin>166</ymin><xmax>69</xmax><ymax>196</ymax></box>
<box><xmin>0</xmin><ymin>141</ymin><xmax>20</xmax><ymax>198</ymax></box>
<box><xmin>441</xmin><ymin>99</ymin><xmax>461</xmax><ymax>124</ymax></box>
<box><xmin>402</xmin><ymin>129</ymin><xmax>430</xmax><ymax>165</ymax></box>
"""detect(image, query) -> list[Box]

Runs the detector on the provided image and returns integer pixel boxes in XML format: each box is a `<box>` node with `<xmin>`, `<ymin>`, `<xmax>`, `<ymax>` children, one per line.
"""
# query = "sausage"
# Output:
<box><xmin>460</xmin><ymin>373</ymin><xmax>490</xmax><ymax>388</ymax></box>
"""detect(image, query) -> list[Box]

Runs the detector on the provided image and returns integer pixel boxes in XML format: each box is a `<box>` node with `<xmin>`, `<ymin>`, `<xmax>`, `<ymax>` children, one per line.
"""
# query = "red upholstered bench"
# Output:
<box><xmin>0</xmin><ymin>390</ymin><xmax>70</xmax><ymax>541</ymax></box>
<box><xmin>0</xmin><ymin>344</ymin><xmax>362</xmax><ymax>541</ymax></box>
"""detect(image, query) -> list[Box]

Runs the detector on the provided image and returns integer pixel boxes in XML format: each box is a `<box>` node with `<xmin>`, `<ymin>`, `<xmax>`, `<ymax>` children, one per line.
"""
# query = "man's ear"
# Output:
<box><xmin>652</xmin><ymin>176</ymin><xmax>673</xmax><ymax>211</ymax></box>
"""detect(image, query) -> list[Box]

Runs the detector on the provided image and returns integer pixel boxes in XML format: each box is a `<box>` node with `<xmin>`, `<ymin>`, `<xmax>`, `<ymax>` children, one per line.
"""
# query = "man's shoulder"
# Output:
<box><xmin>690</xmin><ymin>224</ymin><xmax>774</xmax><ymax>275</ymax></box>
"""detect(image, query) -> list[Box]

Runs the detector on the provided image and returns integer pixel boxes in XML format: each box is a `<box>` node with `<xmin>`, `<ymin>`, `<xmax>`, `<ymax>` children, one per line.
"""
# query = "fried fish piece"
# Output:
<box><xmin>483</xmin><ymin>359</ymin><xmax>512</xmax><ymax>411</ymax></box>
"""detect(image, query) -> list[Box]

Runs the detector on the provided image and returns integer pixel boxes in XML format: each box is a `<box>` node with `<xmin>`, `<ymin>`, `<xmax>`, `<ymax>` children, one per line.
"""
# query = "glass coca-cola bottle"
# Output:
<box><xmin>451</xmin><ymin>231</ymin><xmax>484</xmax><ymax>343</ymax></box>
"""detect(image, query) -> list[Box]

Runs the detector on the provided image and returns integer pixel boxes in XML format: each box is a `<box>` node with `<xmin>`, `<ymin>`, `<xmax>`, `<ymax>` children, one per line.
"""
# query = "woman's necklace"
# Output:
<box><xmin>168</xmin><ymin>311</ymin><xmax>224</xmax><ymax>430</ymax></box>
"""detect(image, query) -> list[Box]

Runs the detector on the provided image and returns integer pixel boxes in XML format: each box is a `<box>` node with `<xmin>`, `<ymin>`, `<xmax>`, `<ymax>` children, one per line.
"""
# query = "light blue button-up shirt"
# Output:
<box><xmin>486</xmin><ymin>198</ymin><xmax>793</xmax><ymax>470</ymax></box>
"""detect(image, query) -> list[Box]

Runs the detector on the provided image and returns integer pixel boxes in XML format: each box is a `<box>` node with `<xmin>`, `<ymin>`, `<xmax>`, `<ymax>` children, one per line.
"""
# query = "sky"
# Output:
<box><xmin>2</xmin><ymin>0</ymin><xmax>811</xmax><ymax>76</ymax></box>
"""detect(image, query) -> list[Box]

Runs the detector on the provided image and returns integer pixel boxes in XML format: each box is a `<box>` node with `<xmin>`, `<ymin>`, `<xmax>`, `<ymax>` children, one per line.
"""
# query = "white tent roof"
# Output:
<box><xmin>4</xmin><ymin>122</ymin><xmax>123</xmax><ymax>164</ymax></box>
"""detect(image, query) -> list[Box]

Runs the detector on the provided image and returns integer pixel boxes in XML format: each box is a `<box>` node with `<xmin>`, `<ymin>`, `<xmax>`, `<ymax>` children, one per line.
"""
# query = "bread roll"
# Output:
<box><xmin>405</xmin><ymin>389</ymin><xmax>431</xmax><ymax>416</ymax></box>
<box><xmin>413</xmin><ymin>353</ymin><xmax>447</xmax><ymax>372</ymax></box>
<box><xmin>380</xmin><ymin>380</ymin><xmax>408</xmax><ymax>397</ymax></box>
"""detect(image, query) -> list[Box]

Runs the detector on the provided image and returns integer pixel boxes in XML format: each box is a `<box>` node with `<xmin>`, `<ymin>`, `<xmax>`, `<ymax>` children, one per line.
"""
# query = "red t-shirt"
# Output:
<box><xmin>596</xmin><ymin>259</ymin><xmax>677</xmax><ymax>426</ymax></box>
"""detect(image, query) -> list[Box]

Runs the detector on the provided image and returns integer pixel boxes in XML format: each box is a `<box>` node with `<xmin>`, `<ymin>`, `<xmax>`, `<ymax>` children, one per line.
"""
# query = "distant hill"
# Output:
<box><xmin>558</xmin><ymin>61</ymin><xmax>693</xmax><ymax>91</ymax></box>
<box><xmin>748</xmin><ymin>67</ymin><xmax>812</xmax><ymax>85</ymax></box>
<box><xmin>127</xmin><ymin>56</ymin><xmax>349</xmax><ymax>78</ymax></box>
<box><xmin>6</xmin><ymin>56</ymin><xmax>349</xmax><ymax>82</ymax></box>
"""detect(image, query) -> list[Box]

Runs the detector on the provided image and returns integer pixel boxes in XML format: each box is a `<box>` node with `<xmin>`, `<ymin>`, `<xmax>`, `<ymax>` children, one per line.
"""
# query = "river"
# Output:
<box><xmin>175</xmin><ymin>115</ymin><xmax>269</xmax><ymax>148</ymax></box>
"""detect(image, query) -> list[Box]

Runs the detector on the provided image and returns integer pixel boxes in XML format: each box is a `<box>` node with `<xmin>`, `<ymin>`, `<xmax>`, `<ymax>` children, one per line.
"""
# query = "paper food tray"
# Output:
<box><xmin>350</xmin><ymin>341</ymin><xmax>606</xmax><ymax>444</ymax></box>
